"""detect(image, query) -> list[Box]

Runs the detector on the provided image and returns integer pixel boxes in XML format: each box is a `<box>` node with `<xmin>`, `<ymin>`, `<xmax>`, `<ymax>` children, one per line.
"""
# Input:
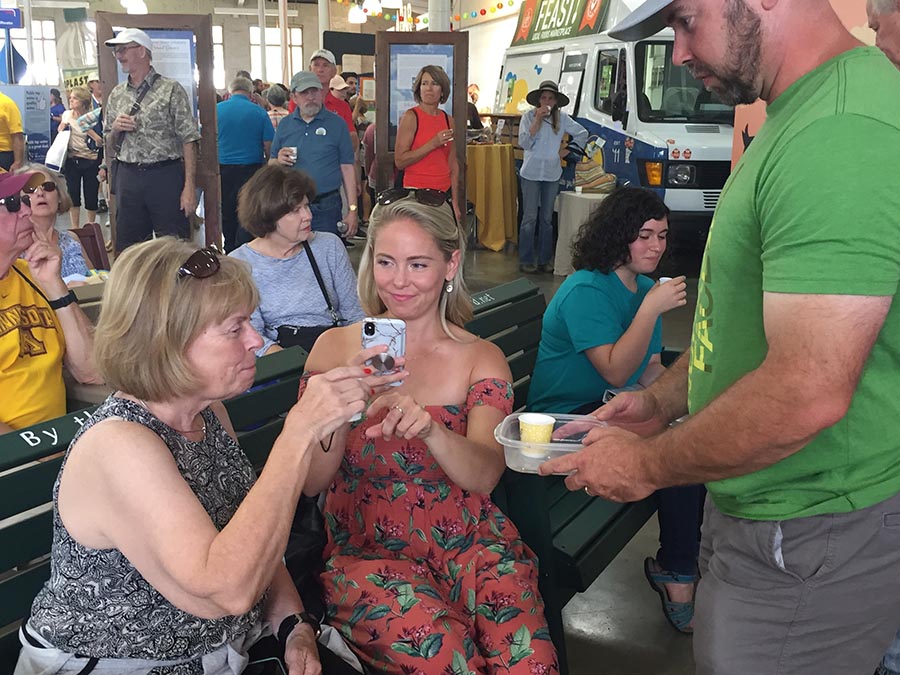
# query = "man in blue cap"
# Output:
<box><xmin>540</xmin><ymin>0</ymin><xmax>900</xmax><ymax>672</ymax></box>
<box><xmin>270</xmin><ymin>70</ymin><xmax>358</xmax><ymax>238</ymax></box>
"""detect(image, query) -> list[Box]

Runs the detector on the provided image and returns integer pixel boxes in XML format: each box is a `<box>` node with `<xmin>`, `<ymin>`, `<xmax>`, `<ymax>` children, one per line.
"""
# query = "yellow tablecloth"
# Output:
<box><xmin>466</xmin><ymin>144</ymin><xmax>518</xmax><ymax>252</ymax></box>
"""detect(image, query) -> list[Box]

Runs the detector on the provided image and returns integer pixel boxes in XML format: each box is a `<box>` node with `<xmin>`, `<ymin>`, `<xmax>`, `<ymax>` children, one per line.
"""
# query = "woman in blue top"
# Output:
<box><xmin>518</xmin><ymin>81</ymin><xmax>588</xmax><ymax>273</ymax></box>
<box><xmin>528</xmin><ymin>187</ymin><xmax>705</xmax><ymax>634</ymax></box>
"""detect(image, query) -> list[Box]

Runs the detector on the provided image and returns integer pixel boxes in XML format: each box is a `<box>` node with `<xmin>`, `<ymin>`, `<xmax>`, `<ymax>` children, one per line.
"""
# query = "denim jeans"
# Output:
<box><xmin>880</xmin><ymin>628</ymin><xmax>900</xmax><ymax>674</ymax></box>
<box><xmin>310</xmin><ymin>190</ymin><xmax>343</xmax><ymax>237</ymax></box>
<box><xmin>519</xmin><ymin>177</ymin><xmax>558</xmax><ymax>266</ymax></box>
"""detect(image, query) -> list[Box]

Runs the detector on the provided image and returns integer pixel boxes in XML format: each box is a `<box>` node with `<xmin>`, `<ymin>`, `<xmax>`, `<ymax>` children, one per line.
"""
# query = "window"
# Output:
<box><xmin>10</xmin><ymin>20</ymin><xmax>61</xmax><ymax>85</ymax></box>
<box><xmin>213</xmin><ymin>25</ymin><xmax>225</xmax><ymax>90</ymax></box>
<box><xmin>594</xmin><ymin>49</ymin><xmax>624</xmax><ymax>116</ymax></box>
<box><xmin>250</xmin><ymin>26</ymin><xmax>303</xmax><ymax>85</ymax></box>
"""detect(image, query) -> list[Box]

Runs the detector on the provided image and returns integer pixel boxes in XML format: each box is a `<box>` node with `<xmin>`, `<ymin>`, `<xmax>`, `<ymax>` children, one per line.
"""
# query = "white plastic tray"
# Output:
<box><xmin>494</xmin><ymin>412</ymin><xmax>606</xmax><ymax>474</ymax></box>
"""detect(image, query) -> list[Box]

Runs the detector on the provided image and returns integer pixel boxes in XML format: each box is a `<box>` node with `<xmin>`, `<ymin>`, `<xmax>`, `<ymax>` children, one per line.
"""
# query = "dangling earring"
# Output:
<box><xmin>445</xmin><ymin>281</ymin><xmax>454</xmax><ymax>293</ymax></box>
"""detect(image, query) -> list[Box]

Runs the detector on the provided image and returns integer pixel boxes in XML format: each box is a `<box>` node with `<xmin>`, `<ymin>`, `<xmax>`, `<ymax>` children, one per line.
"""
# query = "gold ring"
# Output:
<box><xmin>392</xmin><ymin>405</ymin><xmax>404</xmax><ymax>416</ymax></box>
<box><xmin>584</xmin><ymin>486</ymin><xmax>592</xmax><ymax>497</ymax></box>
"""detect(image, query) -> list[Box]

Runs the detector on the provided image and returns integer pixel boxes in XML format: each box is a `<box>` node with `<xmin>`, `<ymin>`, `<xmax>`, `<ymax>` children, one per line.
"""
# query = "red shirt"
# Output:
<box><xmin>325</xmin><ymin>91</ymin><xmax>355</xmax><ymax>136</ymax></box>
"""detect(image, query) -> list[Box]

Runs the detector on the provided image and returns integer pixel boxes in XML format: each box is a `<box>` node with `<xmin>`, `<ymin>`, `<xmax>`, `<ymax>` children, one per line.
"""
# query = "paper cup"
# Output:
<box><xmin>286</xmin><ymin>146</ymin><xmax>298</xmax><ymax>161</ymax></box>
<box><xmin>658</xmin><ymin>276</ymin><xmax>672</xmax><ymax>284</ymax></box>
<box><xmin>519</xmin><ymin>413</ymin><xmax>555</xmax><ymax>456</ymax></box>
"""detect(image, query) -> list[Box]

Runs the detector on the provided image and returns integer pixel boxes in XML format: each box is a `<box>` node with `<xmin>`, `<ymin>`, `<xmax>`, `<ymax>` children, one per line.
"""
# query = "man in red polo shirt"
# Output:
<box><xmin>309</xmin><ymin>49</ymin><xmax>354</xmax><ymax>136</ymax></box>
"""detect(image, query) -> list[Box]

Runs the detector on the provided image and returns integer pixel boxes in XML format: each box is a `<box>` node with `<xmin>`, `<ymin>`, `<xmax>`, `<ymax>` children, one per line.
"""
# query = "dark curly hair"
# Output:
<box><xmin>571</xmin><ymin>187</ymin><xmax>670</xmax><ymax>273</ymax></box>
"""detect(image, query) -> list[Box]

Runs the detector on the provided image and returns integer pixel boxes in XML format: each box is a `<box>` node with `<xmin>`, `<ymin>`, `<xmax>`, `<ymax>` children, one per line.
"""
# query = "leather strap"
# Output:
<box><xmin>302</xmin><ymin>240</ymin><xmax>342</xmax><ymax>327</ymax></box>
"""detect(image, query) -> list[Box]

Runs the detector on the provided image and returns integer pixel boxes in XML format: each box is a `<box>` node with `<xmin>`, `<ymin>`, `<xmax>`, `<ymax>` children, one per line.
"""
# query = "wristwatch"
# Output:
<box><xmin>348</xmin><ymin>204</ymin><xmax>358</xmax><ymax>212</ymax></box>
<box><xmin>48</xmin><ymin>290</ymin><xmax>76</xmax><ymax>310</ymax></box>
<box><xmin>277</xmin><ymin>612</ymin><xmax>321</xmax><ymax>644</ymax></box>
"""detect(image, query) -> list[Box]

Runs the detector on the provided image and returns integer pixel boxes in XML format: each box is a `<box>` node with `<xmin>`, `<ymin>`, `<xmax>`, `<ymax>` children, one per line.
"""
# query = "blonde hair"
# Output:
<box><xmin>358</xmin><ymin>197</ymin><xmax>471</xmax><ymax>339</ymax></box>
<box><xmin>68</xmin><ymin>86</ymin><xmax>92</xmax><ymax>112</ymax></box>
<box><xmin>94</xmin><ymin>237</ymin><xmax>259</xmax><ymax>401</ymax></box>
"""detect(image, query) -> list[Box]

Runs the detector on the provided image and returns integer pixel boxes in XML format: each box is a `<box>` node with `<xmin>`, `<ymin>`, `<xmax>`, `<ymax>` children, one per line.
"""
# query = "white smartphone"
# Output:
<box><xmin>362</xmin><ymin>317</ymin><xmax>406</xmax><ymax>386</ymax></box>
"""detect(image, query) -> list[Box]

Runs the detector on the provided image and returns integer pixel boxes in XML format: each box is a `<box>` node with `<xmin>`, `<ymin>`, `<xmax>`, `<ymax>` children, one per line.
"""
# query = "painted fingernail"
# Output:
<box><xmin>363</xmin><ymin>367</ymin><xmax>373</xmax><ymax>375</ymax></box>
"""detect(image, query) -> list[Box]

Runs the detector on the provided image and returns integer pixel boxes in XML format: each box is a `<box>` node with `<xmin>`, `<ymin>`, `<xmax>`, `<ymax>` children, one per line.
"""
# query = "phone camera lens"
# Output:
<box><xmin>364</xmin><ymin>322</ymin><xmax>376</xmax><ymax>336</ymax></box>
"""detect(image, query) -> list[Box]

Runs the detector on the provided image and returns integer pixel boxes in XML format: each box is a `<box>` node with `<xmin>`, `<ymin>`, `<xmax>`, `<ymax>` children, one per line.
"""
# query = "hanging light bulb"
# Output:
<box><xmin>348</xmin><ymin>3</ymin><xmax>368</xmax><ymax>22</ymax></box>
<box><xmin>362</xmin><ymin>0</ymin><xmax>382</xmax><ymax>14</ymax></box>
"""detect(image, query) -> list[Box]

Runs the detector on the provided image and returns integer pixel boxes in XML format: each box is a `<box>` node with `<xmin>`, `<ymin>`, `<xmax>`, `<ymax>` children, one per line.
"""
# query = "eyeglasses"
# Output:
<box><xmin>177</xmin><ymin>246</ymin><xmax>221</xmax><ymax>280</ymax></box>
<box><xmin>111</xmin><ymin>44</ymin><xmax>140</xmax><ymax>56</ymax></box>
<box><xmin>376</xmin><ymin>188</ymin><xmax>450</xmax><ymax>208</ymax></box>
<box><xmin>23</xmin><ymin>181</ymin><xmax>57</xmax><ymax>195</ymax></box>
<box><xmin>0</xmin><ymin>194</ymin><xmax>26</xmax><ymax>213</ymax></box>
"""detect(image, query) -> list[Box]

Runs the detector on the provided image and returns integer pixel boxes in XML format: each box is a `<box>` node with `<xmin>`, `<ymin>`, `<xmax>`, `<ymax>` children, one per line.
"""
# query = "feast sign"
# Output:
<box><xmin>511</xmin><ymin>0</ymin><xmax>610</xmax><ymax>45</ymax></box>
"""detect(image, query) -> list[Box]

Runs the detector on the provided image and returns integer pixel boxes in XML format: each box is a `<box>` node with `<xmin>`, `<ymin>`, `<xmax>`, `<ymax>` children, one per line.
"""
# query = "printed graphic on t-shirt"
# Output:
<box><xmin>0</xmin><ymin>303</ymin><xmax>57</xmax><ymax>357</ymax></box>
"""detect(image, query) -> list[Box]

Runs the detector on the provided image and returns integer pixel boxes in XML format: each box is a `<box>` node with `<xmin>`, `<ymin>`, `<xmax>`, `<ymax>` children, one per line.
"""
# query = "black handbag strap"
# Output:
<box><xmin>13</xmin><ymin>266</ymin><xmax>49</xmax><ymax>304</ymax></box>
<box><xmin>302</xmin><ymin>240</ymin><xmax>342</xmax><ymax>326</ymax></box>
<box><xmin>112</xmin><ymin>72</ymin><xmax>160</xmax><ymax>157</ymax></box>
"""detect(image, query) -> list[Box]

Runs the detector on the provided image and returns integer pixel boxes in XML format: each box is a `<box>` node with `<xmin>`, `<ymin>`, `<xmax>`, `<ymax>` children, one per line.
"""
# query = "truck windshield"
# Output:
<box><xmin>634</xmin><ymin>41</ymin><xmax>735</xmax><ymax>126</ymax></box>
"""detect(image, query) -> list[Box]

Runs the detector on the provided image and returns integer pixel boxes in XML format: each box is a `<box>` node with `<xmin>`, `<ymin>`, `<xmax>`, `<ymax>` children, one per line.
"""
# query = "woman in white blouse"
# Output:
<box><xmin>518</xmin><ymin>81</ymin><xmax>588</xmax><ymax>274</ymax></box>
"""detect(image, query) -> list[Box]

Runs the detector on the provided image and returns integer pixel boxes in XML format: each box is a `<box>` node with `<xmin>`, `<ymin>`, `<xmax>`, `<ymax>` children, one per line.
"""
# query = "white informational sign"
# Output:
<box><xmin>0</xmin><ymin>85</ymin><xmax>52</xmax><ymax>164</ymax></box>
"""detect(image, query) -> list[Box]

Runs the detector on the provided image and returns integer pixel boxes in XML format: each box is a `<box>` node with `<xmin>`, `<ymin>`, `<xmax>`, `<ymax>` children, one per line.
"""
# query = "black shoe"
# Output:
<box><xmin>97</xmin><ymin>199</ymin><xmax>108</xmax><ymax>214</ymax></box>
<box><xmin>518</xmin><ymin>264</ymin><xmax>538</xmax><ymax>274</ymax></box>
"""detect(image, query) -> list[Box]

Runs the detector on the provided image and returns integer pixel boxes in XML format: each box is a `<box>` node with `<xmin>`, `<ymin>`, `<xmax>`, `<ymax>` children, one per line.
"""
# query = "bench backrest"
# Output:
<box><xmin>0</xmin><ymin>346</ymin><xmax>308</xmax><ymax>668</ymax></box>
<box><xmin>467</xmin><ymin>278</ymin><xmax>545</xmax><ymax>409</ymax></box>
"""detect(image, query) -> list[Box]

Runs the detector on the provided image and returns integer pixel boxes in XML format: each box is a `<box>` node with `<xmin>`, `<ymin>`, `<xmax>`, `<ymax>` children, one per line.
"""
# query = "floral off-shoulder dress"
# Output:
<box><xmin>298</xmin><ymin>375</ymin><xmax>559</xmax><ymax>675</ymax></box>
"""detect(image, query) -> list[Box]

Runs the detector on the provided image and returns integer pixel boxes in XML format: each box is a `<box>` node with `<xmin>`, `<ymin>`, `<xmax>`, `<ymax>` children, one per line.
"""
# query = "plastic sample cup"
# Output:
<box><xmin>658</xmin><ymin>276</ymin><xmax>672</xmax><ymax>284</ymax></box>
<box><xmin>286</xmin><ymin>146</ymin><xmax>298</xmax><ymax>162</ymax></box>
<box><xmin>519</xmin><ymin>413</ymin><xmax>555</xmax><ymax>456</ymax></box>
<box><xmin>574</xmin><ymin>186</ymin><xmax>583</xmax><ymax>194</ymax></box>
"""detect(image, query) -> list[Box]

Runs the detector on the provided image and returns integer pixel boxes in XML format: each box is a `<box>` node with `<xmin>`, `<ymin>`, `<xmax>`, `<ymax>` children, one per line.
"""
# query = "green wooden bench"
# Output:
<box><xmin>0</xmin><ymin>346</ymin><xmax>309</xmax><ymax>672</ymax></box>
<box><xmin>466</xmin><ymin>278</ymin><xmax>659</xmax><ymax>675</ymax></box>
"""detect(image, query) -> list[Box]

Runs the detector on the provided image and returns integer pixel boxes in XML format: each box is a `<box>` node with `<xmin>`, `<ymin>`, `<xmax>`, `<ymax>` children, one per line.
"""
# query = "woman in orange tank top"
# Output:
<box><xmin>394</xmin><ymin>65</ymin><xmax>462</xmax><ymax>222</ymax></box>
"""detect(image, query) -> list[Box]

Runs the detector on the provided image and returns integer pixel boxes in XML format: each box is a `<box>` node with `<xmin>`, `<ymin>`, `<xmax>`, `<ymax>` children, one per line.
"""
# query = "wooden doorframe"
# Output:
<box><xmin>95</xmin><ymin>13</ymin><xmax>220</xmax><ymax>249</ymax></box>
<box><xmin>374</xmin><ymin>31</ymin><xmax>468</xmax><ymax>215</ymax></box>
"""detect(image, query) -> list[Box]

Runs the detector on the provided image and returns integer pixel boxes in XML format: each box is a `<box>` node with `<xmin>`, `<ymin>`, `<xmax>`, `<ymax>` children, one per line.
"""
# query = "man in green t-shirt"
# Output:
<box><xmin>538</xmin><ymin>0</ymin><xmax>900</xmax><ymax>672</ymax></box>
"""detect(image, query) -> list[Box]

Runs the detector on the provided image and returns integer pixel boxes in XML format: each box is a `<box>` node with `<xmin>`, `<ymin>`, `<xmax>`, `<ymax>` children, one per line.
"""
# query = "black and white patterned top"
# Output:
<box><xmin>28</xmin><ymin>395</ymin><xmax>264</xmax><ymax>670</ymax></box>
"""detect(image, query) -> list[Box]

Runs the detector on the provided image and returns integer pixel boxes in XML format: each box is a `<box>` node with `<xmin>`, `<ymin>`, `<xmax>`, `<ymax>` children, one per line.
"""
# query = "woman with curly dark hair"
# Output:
<box><xmin>527</xmin><ymin>186</ymin><xmax>705</xmax><ymax>634</ymax></box>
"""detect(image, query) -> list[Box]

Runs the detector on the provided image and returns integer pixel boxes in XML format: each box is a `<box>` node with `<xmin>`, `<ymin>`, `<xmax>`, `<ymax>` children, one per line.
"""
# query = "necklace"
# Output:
<box><xmin>137</xmin><ymin>398</ymin><xmax>207</xmax><ymax>437</ymax></box>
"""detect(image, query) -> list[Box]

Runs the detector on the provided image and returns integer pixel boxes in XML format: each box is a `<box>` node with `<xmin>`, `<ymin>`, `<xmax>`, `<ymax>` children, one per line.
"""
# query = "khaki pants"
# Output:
<box><xmin>694</xmin><ymin>491</ymin><xmax>900</xmax><ymax>675</ymax></box>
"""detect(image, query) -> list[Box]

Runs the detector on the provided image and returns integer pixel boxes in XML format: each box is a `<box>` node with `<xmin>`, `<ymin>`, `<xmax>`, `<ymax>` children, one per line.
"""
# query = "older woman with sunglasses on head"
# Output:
<box><xmin>0</xmin><ymin>171</ymin><xmax>100</xmax><ymax>434</ymax></box>
<box><xmin>14</xmin><ymin>163</ymin><xmax>92</xmax><ymax>282</ymax></box>
<box><xmin>299</xmin><ymin>189</ymin><xmax>560</xmax><ymax>675</ymax></box>
<box><xmin>15</xmin><ymin>237</ymin><xmax>398</xmax><ymax>675</ymax></box>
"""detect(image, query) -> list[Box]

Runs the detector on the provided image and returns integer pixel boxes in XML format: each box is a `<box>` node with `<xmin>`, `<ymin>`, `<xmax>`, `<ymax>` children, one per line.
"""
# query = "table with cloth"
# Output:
<box><xmin>554</xmin><ymin>191</ymin><xmax>609</xmax><ymax>276</ymax></box>
<box><xmin>465</xmin><ymin>143</ymin><xmax>518</xmax><ymax>251</ymax></box>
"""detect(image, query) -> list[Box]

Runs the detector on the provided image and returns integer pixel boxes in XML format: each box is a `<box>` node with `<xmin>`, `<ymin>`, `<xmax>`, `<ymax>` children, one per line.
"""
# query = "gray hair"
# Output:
<box><xmin>265</xmin><ymin>86</ymin><xmax>286</xmax><ymax>108</ymax></box>
<box><xmin>229</xmin><ymin>76</ymin><xmax>253</xmax><ymax>94</ymax></box>
<box><xmin>869</xmin><ymin>0</ymin><xmax>899</xmax><ymax>14</ymax></box>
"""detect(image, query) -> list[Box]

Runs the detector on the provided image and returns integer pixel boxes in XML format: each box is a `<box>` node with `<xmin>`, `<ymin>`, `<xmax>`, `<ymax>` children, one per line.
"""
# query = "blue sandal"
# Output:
<box><xmin>644</xmin><ymin>557</ymin><xmax>697</xmax><ymax>634</ymax></box>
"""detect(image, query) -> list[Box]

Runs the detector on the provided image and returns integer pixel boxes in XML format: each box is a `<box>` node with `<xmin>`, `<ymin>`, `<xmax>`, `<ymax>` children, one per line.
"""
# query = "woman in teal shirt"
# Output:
<box><xmin>528</xmin><ymin>186</ymin><xmax>705</xmax><ymax>633</ymax></box>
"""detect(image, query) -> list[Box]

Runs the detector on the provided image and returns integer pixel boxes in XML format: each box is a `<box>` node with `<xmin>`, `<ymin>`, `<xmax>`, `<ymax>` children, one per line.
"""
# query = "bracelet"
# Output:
<box><xmin>48</xmin><ymin>290</ymin><xmax>76</xmax><ymax>310</ymax></box>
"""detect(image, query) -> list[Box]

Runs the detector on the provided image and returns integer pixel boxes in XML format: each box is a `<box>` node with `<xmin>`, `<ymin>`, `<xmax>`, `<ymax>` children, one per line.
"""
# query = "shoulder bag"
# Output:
<box><xmin>275</xmin><ymin>240</ymin><xmax>344</xmax><ymax>352</ymax></box>
<box><xmin>108</xmin><ymin>72</ymin><xmax>159</xmax><ymax>195</ymax></box>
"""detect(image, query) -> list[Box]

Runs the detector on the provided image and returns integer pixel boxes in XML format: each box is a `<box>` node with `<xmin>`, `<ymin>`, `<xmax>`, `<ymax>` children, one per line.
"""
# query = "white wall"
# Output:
<box><xmin>462</xmin><ymin>16</ymin><xmax>516</xmax><ymax>112</ymax></box>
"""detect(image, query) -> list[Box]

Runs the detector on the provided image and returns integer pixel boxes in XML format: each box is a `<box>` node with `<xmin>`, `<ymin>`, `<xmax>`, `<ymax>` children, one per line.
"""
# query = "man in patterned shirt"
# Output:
<box><xmin>104</xmin><ymin>28</ymin><xmax>201</xmax><ymax>253</ymax></box>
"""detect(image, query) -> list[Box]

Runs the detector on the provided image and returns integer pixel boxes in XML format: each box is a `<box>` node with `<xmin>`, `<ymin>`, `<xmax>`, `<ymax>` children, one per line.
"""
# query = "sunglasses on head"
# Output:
<box><xmin>23</xmin><ymin>181</ymin><xmax>58</xmax><ymax>195</ymax></box>
<box><xmin>177</xmin><ymin>246</ymin><xmax>221</xmax><ymax>280</ymax></box>
<box><xmin>376</xmin><ymin>188</ymin><xmax>450</xmax><ymax>208</ymax></box>
<box><xmin>0</xmin><ymin>194</ymin><xmax>26</xmax><ymax>213</ymax></box>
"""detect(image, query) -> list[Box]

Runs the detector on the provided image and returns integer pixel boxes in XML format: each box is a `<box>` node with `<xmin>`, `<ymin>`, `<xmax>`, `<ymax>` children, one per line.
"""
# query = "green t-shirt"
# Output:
<box><xmin>528</xmin><ymin>269</ymin><xmax>662</xmax><ymax>414</ymax></box>
<box><xmin>688</xmin><ymin>47</ymin><xmax>900</xmax><ymax>520</ymax></box>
